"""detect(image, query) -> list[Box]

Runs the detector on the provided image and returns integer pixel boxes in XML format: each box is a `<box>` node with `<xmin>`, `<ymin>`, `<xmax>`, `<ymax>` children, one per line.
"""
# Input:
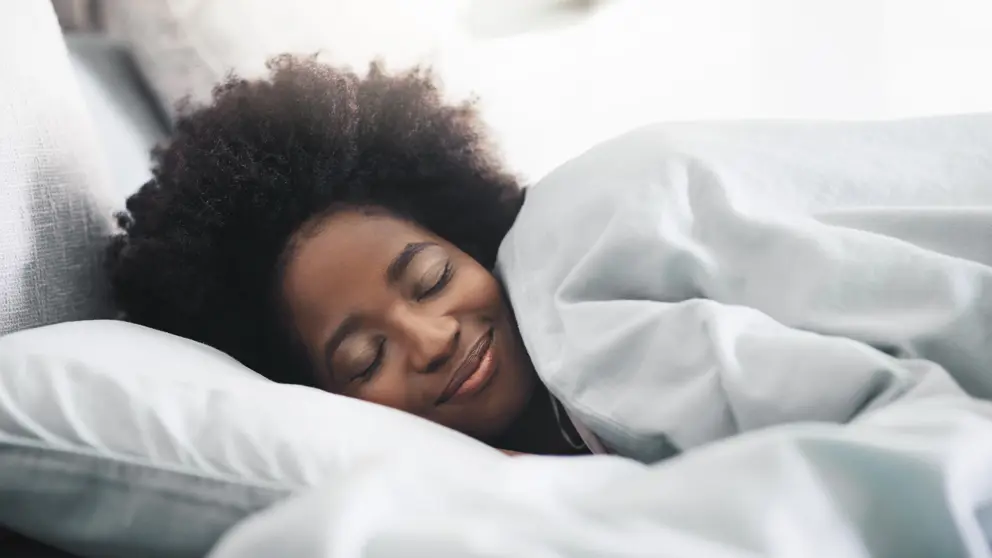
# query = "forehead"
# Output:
<box><xmin>281</xmin><ymin>211</ymin><xmax>435</xmax><ymax>327</ymax></box>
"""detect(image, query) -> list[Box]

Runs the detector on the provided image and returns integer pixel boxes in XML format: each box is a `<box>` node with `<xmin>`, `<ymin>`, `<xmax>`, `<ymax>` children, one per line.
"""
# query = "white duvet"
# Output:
<box><xmin>209</xmin><ymin>115</ymin><xmax>992</xmax><ymax>557</ymax></box>
<box><xmin>210</xmin><ymin>397</ymin><xmax>992</xmax><ymax>558</ymax></box>
<box><xmin>501</xmin><ymin>115</ymin><xmax>992</xmax><ymax>461</ymax></box>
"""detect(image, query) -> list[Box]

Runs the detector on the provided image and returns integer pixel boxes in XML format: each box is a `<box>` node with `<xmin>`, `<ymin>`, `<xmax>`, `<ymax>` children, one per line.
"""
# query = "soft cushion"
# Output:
<box><xmin>0</xmin><ymin>0</ymin><xmax>116</xmax><ymax>336</ymax></box>
<box><xmin>66</xmin><ymin>33</ymin><xmax>168</xmax><ymax>198</ymax></box>
<box><xmin>0</xmin><ymin>321</ymin><xmax>499</xmax><ymax>558</ymax></box>
<box><xmin>101</xmin><ymin>0</ymin><xmax>464</xmax><ymax>118</ymax></box>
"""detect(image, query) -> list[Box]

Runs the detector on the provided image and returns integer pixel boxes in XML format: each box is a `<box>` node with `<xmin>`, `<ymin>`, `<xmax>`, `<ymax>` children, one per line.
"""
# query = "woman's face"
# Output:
<box><xmin>280</xmin><ymin>209</ymin><xmax>536</xmax><ymax>441</ymax></box>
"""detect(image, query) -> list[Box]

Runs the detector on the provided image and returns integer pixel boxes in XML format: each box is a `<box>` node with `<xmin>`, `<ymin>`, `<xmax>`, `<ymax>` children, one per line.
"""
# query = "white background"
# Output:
<box><xmin>429</xmin><ymin>0</ymin><xmax>992</xmax><ymax>181</ymax></box>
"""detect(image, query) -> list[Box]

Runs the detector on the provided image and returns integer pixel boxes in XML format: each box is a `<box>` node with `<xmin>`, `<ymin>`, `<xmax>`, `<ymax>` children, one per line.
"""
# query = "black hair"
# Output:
<box><xmin>106</xmin><ymin>55</ymin><xmax>524</xmax><ymax>385</ymax></box>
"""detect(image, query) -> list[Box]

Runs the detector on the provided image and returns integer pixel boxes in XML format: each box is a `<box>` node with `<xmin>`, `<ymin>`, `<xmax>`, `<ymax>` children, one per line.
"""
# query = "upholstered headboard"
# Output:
<box><xmin>0</xmin><ymin>0</ymin><xmax>116</xmax><ymax>335</ymax></box>
<box><xmin>51</xmin><ymin>0</ymin><xmax>101</xmax><ymax>31</ymax></box>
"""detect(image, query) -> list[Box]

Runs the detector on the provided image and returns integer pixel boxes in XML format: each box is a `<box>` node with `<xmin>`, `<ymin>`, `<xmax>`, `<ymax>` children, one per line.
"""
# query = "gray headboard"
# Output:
<box><xmin>0</xmin><ymin>0</ymin><xmax>116</xmax><ymax>335</ymax></box>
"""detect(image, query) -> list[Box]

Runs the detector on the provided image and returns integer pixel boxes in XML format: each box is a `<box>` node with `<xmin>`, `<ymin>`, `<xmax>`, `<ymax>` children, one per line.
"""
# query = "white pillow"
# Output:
<box><xmin>0</xmin><ymin>320</ymin><xmax>499</xmax><ymax>558</ymax></box>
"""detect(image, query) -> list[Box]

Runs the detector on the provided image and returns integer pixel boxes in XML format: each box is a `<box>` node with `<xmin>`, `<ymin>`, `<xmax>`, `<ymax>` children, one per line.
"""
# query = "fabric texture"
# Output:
<box><xmin>0</xmin><ymin>321</ymin><xmax>499</xmax><ymax>558</ymax></box>
<box><xmin>498</xmin><ymin>114</ymin><xmax>992</xmax><ymax>462</ymax></box>
<box><xmin>0</xmin><ymin>0</ymin><xmax>117</xmax><ymax>336</ymax></box>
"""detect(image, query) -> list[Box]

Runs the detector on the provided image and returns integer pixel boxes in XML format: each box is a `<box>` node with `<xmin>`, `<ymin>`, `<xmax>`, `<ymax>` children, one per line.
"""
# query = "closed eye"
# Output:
<box><xmin>416</xmin><ymin>262</ymin><xmax>453</xmax><ymax>301</ymax></box>
<box><xmin>352</xmin><ymin>337</ymin><xmax>385</xmax><ymax>383</ymax></box>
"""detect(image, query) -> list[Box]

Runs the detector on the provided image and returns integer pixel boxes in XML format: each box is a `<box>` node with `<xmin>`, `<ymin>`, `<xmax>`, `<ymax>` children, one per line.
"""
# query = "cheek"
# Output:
<box><xmin>358</xmin><ymin>360</ymin><xmax>438</xmax><ymax>415</ymax></box>
<box><xmin>457</xmin><ymin>266</ymin><xmax>504</xmax><ymax>314</ymax></box>
<box><xmin>359</xmin><ymin>375</ymin><xmax>419</xmax><ymax>413</ymax></box>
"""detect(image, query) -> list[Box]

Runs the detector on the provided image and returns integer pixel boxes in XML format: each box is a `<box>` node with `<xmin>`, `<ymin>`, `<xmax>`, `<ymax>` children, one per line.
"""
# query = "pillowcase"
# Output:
<box><xmin>0</xmin><ymin>320</ymin><xmax>499</xmax><ymax>558</ymax></box>
<box><xmin>100</xmin><ymin>0</ymin><xmax>465</xmax><ymax>119</ymax></box>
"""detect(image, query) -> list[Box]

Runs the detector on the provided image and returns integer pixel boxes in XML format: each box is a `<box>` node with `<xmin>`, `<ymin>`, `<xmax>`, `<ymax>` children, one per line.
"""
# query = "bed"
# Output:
<box><xmin>4</xmin><ymin>2</ymin><xmax>992</xmax><ymax>558</ymax></box>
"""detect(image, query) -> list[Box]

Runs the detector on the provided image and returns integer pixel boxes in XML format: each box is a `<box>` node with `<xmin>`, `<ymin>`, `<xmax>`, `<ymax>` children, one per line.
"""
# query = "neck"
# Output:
<box><xmin>491</xmin><ymin>385</ymin><xmax>589</xmax><ymax>456</ymax></box>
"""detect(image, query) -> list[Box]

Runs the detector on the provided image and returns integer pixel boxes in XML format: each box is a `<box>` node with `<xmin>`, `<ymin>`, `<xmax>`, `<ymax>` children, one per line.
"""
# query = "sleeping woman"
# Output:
<box><xmin>106</xmin><ymin>56</ymin><xmax>992</xmax><ymax>461</ymax></box>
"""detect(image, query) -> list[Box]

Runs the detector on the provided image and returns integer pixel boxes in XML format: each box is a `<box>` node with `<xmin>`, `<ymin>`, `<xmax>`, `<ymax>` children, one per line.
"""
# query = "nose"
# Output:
<box><xmin>390</xmin><ymin>306</ymin><xmax>459</xmax><ymax>374</ymax></box>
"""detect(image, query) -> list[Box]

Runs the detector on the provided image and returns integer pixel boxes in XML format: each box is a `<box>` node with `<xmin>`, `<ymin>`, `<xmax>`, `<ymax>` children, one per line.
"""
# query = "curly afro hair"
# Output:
<box><xmin>106</xmin><ymin>55</ymin><xmax>524</xmax><ymax>385</ymax></box>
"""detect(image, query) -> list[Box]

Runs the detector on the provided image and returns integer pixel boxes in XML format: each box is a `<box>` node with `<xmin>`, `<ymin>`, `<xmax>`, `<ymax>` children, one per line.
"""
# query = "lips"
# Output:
<box><xmin>436</xmin><ymin>328</ymin><xmax>496</xmax><ymax>404</ymax></box>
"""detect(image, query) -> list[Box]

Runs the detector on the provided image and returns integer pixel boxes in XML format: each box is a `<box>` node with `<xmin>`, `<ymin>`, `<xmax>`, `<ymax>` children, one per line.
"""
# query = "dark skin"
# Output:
<box><xmin>280</xmin><ymin>209</ymin><xmax>587</xmax><ymax>455</ymax></box>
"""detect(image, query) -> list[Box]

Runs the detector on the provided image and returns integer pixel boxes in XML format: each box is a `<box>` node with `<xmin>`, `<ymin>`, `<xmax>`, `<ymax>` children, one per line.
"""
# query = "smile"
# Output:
<box><xmin>436</xmin><ymin>328</ymin><xmax>497</xmax><ymax>405</ymax></box>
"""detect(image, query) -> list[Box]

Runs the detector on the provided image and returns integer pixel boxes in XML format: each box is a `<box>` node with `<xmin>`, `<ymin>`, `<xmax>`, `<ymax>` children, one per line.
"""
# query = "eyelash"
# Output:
<box><xmin>416</xmin><ymin>262</ymin><xmax>453</xmax><ymax>301</ymax></box>
<box><xmin>353</xmin><ymin>337</ymin><xmax>385</xmax><ymax>383</ymax></box>
<box><xmin>349</xmin><ymin>261</ymin><xmax>452</xmax><ymax>384</ymax></box>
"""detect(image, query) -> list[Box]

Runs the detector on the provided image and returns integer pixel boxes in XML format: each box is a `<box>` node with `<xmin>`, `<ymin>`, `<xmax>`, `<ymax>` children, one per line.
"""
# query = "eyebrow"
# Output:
<box><xmin>323</xmin><ymin>241</ymin><xmax>437</xmax><ymax>376</ymax></box>
<box><xmin>385</xmin><ymin>242</ymin><xmax>436</xmax><ymax>284</ymax></box>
